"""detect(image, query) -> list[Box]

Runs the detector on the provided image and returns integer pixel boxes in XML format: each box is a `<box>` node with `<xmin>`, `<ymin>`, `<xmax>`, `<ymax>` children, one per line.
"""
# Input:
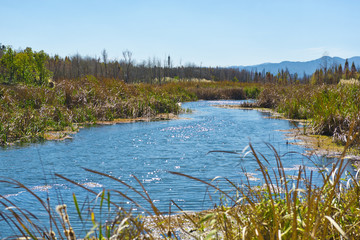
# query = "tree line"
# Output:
<box><xmin>310</xmin><ymin>59</ymin><xmax>359</xmax><ymax>85</ymax></box>
<box><xmin>0</xmin><ymin>45</ymin><xmax>256</xmax><ymax>85</ymax></box>
<box><xmin>0</xmin><ymin>45</ymin><xmax>52</xmax><ymax>85</ymax></box>
<box><xmin>0</xmin><ymin>44</ymin><xmax>359</xmax><ymax>86</ymax></box>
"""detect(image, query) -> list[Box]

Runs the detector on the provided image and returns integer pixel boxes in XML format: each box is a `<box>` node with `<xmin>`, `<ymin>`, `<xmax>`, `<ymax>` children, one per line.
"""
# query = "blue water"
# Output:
<box><xmin>0</xmin><ymin>100</ymin><xmax>349</xmax><ymax>237</ymax></box>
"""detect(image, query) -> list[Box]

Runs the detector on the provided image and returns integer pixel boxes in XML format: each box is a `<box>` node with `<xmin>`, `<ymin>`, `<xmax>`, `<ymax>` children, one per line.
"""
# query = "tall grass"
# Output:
<box><xmin>0</xmin><ymin>78</ymin><xmax>190</xmax><ymax>145</ymax></box>
<box><xmin>247</xmin><ymin>84</ymin><xmax>360</xmax><ymax>147</ymax></box>
<box><xmin>0</xmin><ymin>79</ymin><xmax>260</xmax><ymax>146</ymax></box>
<box><xmin>184</xmin><ymin>81</ymin><xmax>261</xmax><ymax>100</ymax></box>
<box><xmin>1</xmin><ymin>136</ymin><xmax>360</xmax><ymax>239</ymax></box>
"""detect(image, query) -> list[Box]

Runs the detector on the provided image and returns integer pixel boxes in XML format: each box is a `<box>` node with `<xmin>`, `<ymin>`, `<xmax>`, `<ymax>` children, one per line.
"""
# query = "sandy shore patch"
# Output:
<box><xmin>96</xmin><ymin>113</ymin><xmax>179</xmax><ymax>125</ymax></box>
<box><xmin>44</xmin><ymin>113</ymin><xmax>180</xmax><ymax>141</ymax></box>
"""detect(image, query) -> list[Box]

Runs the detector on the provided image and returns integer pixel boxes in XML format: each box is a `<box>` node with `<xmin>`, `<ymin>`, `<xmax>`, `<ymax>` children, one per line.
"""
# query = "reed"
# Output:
<box><xmin>1</xmin><ymin>136</ymin><xmax>359</xmax><ymax>239</ymax></box>
<box><xmin>247</xmin><ymin>84</ymin><xmax>360</xmax><ymax>147</ymax></box>
<box><xmin>0</xmin><ymin>79</ymin><xmax>260</xmax><ymax>146</ymax></box>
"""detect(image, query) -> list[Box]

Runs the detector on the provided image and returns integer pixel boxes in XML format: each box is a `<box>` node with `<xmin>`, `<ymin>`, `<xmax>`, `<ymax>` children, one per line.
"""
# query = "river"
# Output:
<box><xmin>0</xmin><ymin>100</ymin><xmax>348</xmax><ymax>237</ymax></box>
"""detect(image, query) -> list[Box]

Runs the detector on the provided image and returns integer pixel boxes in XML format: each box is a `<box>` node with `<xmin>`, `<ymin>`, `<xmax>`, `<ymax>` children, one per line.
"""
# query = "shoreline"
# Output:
<box><xmin>10</xmin><ymin>102</ymin><xmax>360</xmax><ymax>170</ymax></box>
<box><xmin>219</xmin><ymin>104</ymin><xmax>360</xmax><ymax>169</ymax></box>
<box><xmin>43</xmin><ymin>113</ymin><xmax>181</xmax><ymax>142</ymax></box>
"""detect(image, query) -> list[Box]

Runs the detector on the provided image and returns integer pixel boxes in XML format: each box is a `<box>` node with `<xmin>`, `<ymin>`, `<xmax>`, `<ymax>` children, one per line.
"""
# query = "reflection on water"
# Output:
<box><xmin>0</xmin><ymin>100</ymin><xmax>353</xmax><ymax>237</ymax></box>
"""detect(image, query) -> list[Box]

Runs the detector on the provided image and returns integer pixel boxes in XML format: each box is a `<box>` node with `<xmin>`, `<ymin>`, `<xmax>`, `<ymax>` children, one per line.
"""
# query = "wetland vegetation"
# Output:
<box><xmin>1</xmin><ymin>44</ymin><xmax>360</xmax><ymax>239</ymax></box>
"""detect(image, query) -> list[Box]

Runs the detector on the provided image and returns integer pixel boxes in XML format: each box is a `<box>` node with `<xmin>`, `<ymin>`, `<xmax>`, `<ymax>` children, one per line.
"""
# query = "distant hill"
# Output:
<box><xmin>231</xmin><ymin>56</ymin><xmax>360</xmax><ymax>76</ymax></box>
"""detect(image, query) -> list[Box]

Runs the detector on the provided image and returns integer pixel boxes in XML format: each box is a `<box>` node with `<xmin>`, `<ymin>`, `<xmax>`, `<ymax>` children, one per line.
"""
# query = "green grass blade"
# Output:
<box><xmin>72</xmin><ymin>193</ymin><xmax>83</xmax><ymax>222</ymax></box>
<box><xmin>100</xmin><ymin>189</ymin><xmax>105</xmax><ymax>210</ymax></box>
<box><xmin>107</xmin><ymin>190</ymin><xmax>111</xmax><ymax>212</ymax></box>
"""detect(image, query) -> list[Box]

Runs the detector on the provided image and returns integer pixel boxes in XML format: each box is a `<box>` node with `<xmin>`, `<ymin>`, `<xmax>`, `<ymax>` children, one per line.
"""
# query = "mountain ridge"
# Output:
<box><xmin>231</xmin><ymin>56</ymin><xmax>360</xmax><ymax>76</ymax></box>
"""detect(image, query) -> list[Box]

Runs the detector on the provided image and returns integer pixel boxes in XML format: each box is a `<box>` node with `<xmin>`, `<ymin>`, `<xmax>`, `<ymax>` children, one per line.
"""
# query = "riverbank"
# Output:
<box><xmin>254</xmin><ymin>84</ymin><xmax>360</xmax><ymax>146</ymax></box>
<box><xmin>43</xmin><ymin>112</ymin><xmax>181</xmax><ymax>141</ymax></box>
<box><xmin>0</xmin><ymin>78</ymin><xmax>190</xmax><ymax>145</ymax></box>
<box><xmin>219</xmin><ymin>102</ymin><xmax>360</xmax><ymax>169</ymax></box>
<box><xmin>0</xmin><ymin>78</ymin><xmax>260</xmax><ymax>146</ymax></box>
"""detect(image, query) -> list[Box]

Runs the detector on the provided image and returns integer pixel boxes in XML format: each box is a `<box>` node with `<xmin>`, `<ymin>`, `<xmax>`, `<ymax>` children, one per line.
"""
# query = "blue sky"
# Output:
<box><xmin>1</xmin><ymin>0</ymin><xmax>359</xmax><ymax>66</ymax></box>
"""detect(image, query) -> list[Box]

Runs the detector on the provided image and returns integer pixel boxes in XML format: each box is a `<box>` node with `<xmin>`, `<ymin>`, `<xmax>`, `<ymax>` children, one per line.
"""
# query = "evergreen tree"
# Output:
<box><xmin>344</xmin><ymin>59</ymin><xmax>350</xmax><ymax>79</ymax></box>
<box><xmin>351</xmin><ymin>62</ymin><xmax>357</xmax><ymax>78</ymax></box>
<box><xmin>338</xmin><ymin>64</ymin><xmax>343</xmax><ymax>74</ymax></box>
<box><xmin>344</xmin><ymin>59</ymin><xmax>349</xmax><ymax>71</ymax></box>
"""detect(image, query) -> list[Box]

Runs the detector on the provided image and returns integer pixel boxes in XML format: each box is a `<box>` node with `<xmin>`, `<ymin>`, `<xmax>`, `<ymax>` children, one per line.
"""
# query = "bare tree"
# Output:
<box><xmin>71</xmin><ymin>53</ymin><xmax>81</xmax><ymax>78</ymax></box>
<box><xmin>122</xmin><ymin>50</ymin><xmax>133</xmax><ymax>83</ymax></box>
<box><xmin>101</xmin><ymin>49</ymin><xmax>108</xmax><ymax>77</ymax></box>
<box><xmin>320</xmin><ymin>52</ymin><xmax>331</xmax><ymax>83</ymax></box>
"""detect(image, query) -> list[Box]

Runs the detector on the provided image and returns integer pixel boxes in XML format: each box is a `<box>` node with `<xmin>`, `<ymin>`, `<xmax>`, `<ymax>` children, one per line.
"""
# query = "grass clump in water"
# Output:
<box><xmin>245</xmin><ymin>84</ymin><xmax>360</xmax><ymax>149</ymax></box>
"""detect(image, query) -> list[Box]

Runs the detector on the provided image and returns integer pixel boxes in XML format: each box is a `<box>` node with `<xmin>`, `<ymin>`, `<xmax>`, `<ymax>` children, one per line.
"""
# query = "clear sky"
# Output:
<box><xmin>1</xmin><ymin>0</ymin><xmax>359</xmax><ymax>67</ymax></box>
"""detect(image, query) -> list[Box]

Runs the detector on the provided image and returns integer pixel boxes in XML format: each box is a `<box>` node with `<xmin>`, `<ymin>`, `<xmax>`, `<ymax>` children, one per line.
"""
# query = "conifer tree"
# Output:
<box><xmin>351</xmin><ymin>62</ymin><xmax>357</xmax><ymax>78</ymax></box>
<box><xmin>344</xmin><ymin>59</ymin><xmax>350</xmax><ymax>79</ymax></box>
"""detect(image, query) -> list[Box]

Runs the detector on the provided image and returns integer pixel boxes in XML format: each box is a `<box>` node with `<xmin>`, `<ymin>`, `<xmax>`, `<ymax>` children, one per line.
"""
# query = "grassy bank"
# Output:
<box><xmin>183</xmin><ymin>81</ymin><xmax>261</xmax><ymax>100</ymax></box>
<box><xmin>244</xmin><ymin>83</ymin><xmax>360</xmax><ymax>149</ymax></box>
<box><xmin>0</xmin><ymin>78</ymin><xmax>260</xmax><ymax>145</ymax></box>
<box><xmin>0</xmin><ymin>78</ymin><xmax>190</xmax><ymax>145</ymax></box>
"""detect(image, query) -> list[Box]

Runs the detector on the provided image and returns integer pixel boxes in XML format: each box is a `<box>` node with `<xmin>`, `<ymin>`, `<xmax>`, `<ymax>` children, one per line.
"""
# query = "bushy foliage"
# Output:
<box><xmin>0</xmin><ymin>46</ymin><xmax>52</xmax><ymax>85</ymax></box>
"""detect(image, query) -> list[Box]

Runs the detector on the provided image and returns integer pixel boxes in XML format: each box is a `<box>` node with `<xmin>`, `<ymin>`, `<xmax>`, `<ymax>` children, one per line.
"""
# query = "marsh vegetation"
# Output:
<box><xmin>1</xmin><ymin>44</ymin><xmax>360</xmax><ymax>239</ymax></box>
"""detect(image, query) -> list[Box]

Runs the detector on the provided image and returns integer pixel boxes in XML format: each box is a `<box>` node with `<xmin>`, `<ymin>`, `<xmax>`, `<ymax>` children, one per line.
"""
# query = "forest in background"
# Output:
<box><xmin>1</xmin><ymin>44</ymin><xmax>359</xmax><ymax>86</ymax></box>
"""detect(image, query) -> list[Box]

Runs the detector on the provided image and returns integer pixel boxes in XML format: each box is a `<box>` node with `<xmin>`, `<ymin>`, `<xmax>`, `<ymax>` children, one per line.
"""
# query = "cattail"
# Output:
<box><xmin>56</xmin><ymin>204</ymin><xmax>76</xmax><ymax>240</ymax></box>
<box><xmin>68</xmin><ymin>227</ymin><xmax>76</xmax><ymax>240</ymax></box>
<box><xmin>49</xmin><ymin>230</ymin><xmax>56</xmax><ymax>240</ymax></box>
<box><xmin>55</xmin><ymin>204</ymin><xmax>65</xmax><ymax>214</ymax></box>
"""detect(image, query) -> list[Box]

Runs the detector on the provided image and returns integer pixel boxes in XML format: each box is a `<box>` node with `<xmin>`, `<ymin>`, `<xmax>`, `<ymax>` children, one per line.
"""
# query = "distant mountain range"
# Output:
<box><xmin>231</xmin><ymin>56</ymin><xmax>360</xmax><ymax>76</ymax></box>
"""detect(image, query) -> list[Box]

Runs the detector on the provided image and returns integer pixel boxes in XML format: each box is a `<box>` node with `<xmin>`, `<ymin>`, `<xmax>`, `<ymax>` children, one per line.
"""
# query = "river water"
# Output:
<box><xmin>0</xmin><ymin>100</ymin><xmax>349</xmax><ymax>237</ymax></box>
